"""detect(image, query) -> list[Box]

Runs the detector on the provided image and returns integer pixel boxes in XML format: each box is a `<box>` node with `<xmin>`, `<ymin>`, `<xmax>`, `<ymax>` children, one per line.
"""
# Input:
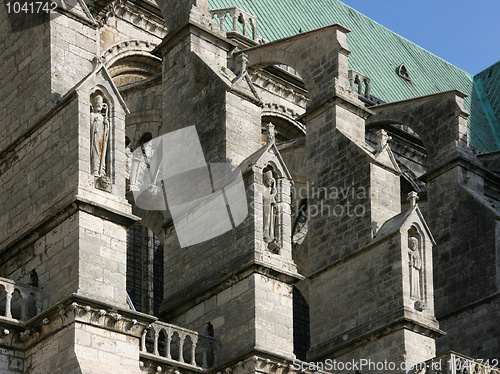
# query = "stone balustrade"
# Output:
<box><xmin>423</xmin><ymin>352</ymin><xmax>500</xmax><ymax>374</ymax></box>
<box><xmin>210</xmin><ymin>7</ymin><xmax>259</xmax><ymax>41</ymax></box>
<box><xmin>0</xmin><ymin>277</ymin><xmax>43</xmax><ymax>322</ymax></box>
<box><xmin>348</xmin><ymin>69</ymin><xmax>371</xmax><ymax>98</ymax></box>
<box><xmin>140</xmin><ymin>321</ymin><xmax>219</xmax><ymax>371</ymax></box>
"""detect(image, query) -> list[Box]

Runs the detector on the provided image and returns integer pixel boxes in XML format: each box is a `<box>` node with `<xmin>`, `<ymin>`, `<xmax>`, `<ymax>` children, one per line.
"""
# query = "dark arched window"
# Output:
<box><xmin>126</xmin><ymin>224</ymin><xmax>164</xmax><ymax>315</ymax></box>
<box><xmin>293</xmin><ymin>286</ymin><xmax>310</xmax><ymax>360</ymax></box>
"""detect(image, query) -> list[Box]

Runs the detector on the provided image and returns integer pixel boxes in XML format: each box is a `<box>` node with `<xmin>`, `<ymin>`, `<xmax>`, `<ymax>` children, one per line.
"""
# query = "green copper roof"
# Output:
<box><xmin>473</xmin><ymin>61</ymin><xmax>500</xmax><ymax>148</ymax></box>
<box><xmin>208</xmin><ymin>0</ymin><xmax>500</xmax><ymax>151</ymax></box>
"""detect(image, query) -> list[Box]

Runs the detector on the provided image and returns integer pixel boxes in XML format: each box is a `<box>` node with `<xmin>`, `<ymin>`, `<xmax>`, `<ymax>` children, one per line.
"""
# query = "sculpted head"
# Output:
<box><xmin>264</xmin><ymin>170</ymin><xmax>275</xmax><ymax>187</ymax></box>
<box><xmin>409</xmin><ymin>237</ymin><xmax>418</xmax><ymax>251</ymax></box>
<box><xmin>93</xmin><ymin>95</ymin><xmax>104</xmax><ymax>112</ymax></box>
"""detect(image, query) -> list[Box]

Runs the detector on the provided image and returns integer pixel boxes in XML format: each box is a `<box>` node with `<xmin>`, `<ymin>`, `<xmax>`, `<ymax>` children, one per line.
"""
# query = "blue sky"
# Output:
<box><xmin>340</xmin><ymin>0</ymin><xmax>500</xmax><ymax>75</ymax></box>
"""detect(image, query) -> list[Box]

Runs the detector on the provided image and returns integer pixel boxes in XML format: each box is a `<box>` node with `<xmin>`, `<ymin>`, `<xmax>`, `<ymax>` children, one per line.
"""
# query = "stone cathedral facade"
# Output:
<box><xmin>0</xmin><ymin>0</ymin><xmax>499</xmax><ymax>372</ymax></box>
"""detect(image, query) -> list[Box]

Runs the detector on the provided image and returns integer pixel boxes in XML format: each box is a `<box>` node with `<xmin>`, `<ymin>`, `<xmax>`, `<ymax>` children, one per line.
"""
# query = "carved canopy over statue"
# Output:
<box><xmin>90</xmin><ymin>94</ymin><xmax>110</xmax><ymax>177</ymax></box>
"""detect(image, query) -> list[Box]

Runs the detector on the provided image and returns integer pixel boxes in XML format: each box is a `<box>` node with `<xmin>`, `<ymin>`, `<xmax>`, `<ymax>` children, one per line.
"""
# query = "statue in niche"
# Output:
<box><xmin>90</xmin><ymin>95</ymin><xmax>110</xmax><ymax>178</ymax></box>
<box><xmin>292</xmin><ymin>200</ymin><xmax>308</xmax><ymax>248</ymax></box>
<box><xmin>266</xmin><ymin>123</ymin><xmax>276</xmax><ymax>144</ymax></box>
<box><xmin>408</xmin><ymin>236</ymin><xmax>422</xmax><ymax>300</ymax></box>
<box><xmin>125</xmin><ymin>143</ymin><xmax>132</xmax><ymax>180</ymax></box>
<box><xmin>128</xmin><ymin>138</ymin><xmax>163</xmax><ymax>197</ymax></box>
<box><xmin>263</xmin><ymin>170</ymin><xmax>279</xmax><ymax>252</ymax></box>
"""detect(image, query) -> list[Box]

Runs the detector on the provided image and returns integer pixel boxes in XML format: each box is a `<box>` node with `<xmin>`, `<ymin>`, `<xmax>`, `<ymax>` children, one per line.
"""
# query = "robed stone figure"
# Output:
<box><xmin>408</xmin><ymin>236</ymin><xmax>422</xmax><ymax>299</ymax></box>
<box><xmin>90</xmin><ymin>95</ymin><xmax>109</xmax><ymax>177</ymax></box>
<box><xmin>263</xmin><ymin>171</ymin><xmax>277</xmax><ymax>243</ymax></box>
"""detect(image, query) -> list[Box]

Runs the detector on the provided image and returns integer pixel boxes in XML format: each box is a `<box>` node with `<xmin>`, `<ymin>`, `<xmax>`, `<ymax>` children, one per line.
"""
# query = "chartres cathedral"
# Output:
<box><xmin>1</xmin><ymin>0</ymin><xmax>499</xmax><ymax>372</ymax></box>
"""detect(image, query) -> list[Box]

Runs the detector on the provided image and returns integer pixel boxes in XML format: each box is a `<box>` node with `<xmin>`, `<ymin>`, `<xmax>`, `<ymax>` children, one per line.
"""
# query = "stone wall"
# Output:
<box><xmin>122</xmin><ymin>77</ymin><xmax>163</xmax><ymax>147</ymax></box>
<box><xmin>77</xmin><ymin>210</ymin><xmax>129</xmax><ymax>307</ymax></box>
<box><xmin>156</xmin><ymin>27</ymin><xmax>300</xmax><ymax>356</ymax></box>
<box><xmin>19</xmin><ymin>296</ymin><xmax>151</xmax><ymax>374</ymax></box>
<box><xmin>1</xmin><ymin>213</ymin><xmax>80</xmax><ymax>309</ymax></box>
<box><xmin>156</xmin><ymin>22</ymin><xmax>263</xmax><ymax>310</ymax></box>
<box><xmin>437</xmin><ymin>296</ymin><xmax>500</xmax><ymax>360</ymax></box>
<box><xmin>428</xmin><ymin>165</ymin><xmax>499</xmax><ymax>359</ymax></box>
<box><xmin>50</xmin><ymin>13</ymin><xmax>96</xmax><ymax>101</ymax></box>
<box><xmin>0</xmin><ymin>347</ymin><xmax>24</xmax><ymax>373</ymax></box>
<box><xmin>0</xmin><ymin>59</ymin><xmax>133</xmax><ymax>310</ymax></box>
<box><xmin>366</xmin><ymin>91</ymin><xmax>499</xmax><ymax>361</ymax></box>
<box><xmin>331</xmin><ymin>329</ymin><xmax>435</xmax><ymax>374</ymax></box>
<box><xmin>429</xmin><ymin>166</ymin><xmax>497</xmax><ymax>316</ymax></box>
<box><xmin>0</xmin><ymin>95</ymin><xmax>80</xmax><ymax>255</ymax></box>
<box><xmin>0</xmin><ymin>208</ymin><xmax>129</xmax><ymax>310</ymax></box>
<box><xmin>306</xmin><ymin>123</ymin><xmax>372</xmax><ymax>272</ymax></box>
<box><xmin>309</xmin><ymin>235</ymin><xmax>404</xmax><ymax>355</ymax></box>
<box><xmin>370</xmin><ymin>162</ymin><xmax>401</xmax><ymax>231</ymax></box>
<box><xmin>25</xmin><ymin>325</ymin><xmax>80</xmax><ymax>374</ymax></box>
<box><xmin>168</xmin><ymin>272</ymin><xmax>294</xmax><ymax>363</ymax></box>
<box><xmin>161</xmin><ymin>171</ymin><xmax>257</xmax><ymax>310</ymax></box>
<box><xmin>158</xmin><ymin>32</ymin><xmax>261</xmax><ymax>166</ymax></box>
<box><xmin>100</xmin><ymin>10</ymin><xmax>164</xmax><ymax>53</ymax></box>
<box><xmin>0</xmin><ymin>6</ymin><xmax>52</xmax><ymax>152</ymax></box>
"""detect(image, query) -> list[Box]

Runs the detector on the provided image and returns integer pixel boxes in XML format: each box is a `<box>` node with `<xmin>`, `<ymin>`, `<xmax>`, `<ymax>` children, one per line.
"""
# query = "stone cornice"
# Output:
<box><xmin>140</xmin><ymin>350</ymin><xmax>331</xmax><ymax>374</ymax></box>
<box><xmin>436</xmin><ymin>291</ymin><xmax>500</xmax><ymax>321</ymax></box>
<box><xmin>140</xmin><ymin>353</ymin><xmax>206</xmax><ymax>373</ymax></box>
<box><xmin>0</xmin><ymin>196</ymin><xmax>139</xmax><ymax>262</ymax></box>
<box><xmin>369</xmin><ymin>89</ymin><xmax>468</xmax><ymax>112</ymax></box>
<box><xmin>212</xmin><ymin>350</ymin><xmax>331</xmax><ymax>374</ymax></box>
<box><xmin>160</xmin><ymin>259</ymin><xmax>303</xmax><ymax>320</ymax></box>
<box><xmin>0</xmin><ymin>294</ymin><xmax>156</xmax><ymax>351</ymax></box>
<box><xmin>421</xmin><ymin>152</ymin><xmax>497</xmax><ymax>183</ymax></box>
<box><xmin>250</xmin><ymin>70</ymin><xmax>309</xmax><ymax>112</ymax></box>
<box><xmin>97</xmin><ymin>0</ymin><xmax>167</xmax><ymax>37</ymax></box>
<box><xmin>299</xmin><ymin>82</ymin><xmax>375</xmax><ymax>123</ymax></box>
<box><xmin>75</xmin><ymin>195</ymin><xmax>140</xmax><ymax>225</ymax></box>
<box><xmin>0</xmin><ymin>199</ymin><xmax>79</xmax><ymax>263</ymax></box>
<box><xmin>152</xmin><ymin>13</ymin><xmax>235</xmax><ymax>58</ymax></box>
<box><xmin>0</xmin><ymin>90</ymin><xmax>78</xmax><ymax>160</ymax></box>
<box><xmin>308</xmin><ymin>317</ymin><xmax>445</xmax><ymax>362</ymax></box>
<box><xmin>101</xmin><ymin>39</ymin><xmax>161</xmax><ymax>68</ymax></box>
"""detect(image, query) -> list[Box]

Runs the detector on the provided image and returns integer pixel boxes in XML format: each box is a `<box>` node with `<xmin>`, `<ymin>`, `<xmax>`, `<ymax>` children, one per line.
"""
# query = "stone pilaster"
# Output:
<box><xmin>148</xmin><ymin>7</ymin><xmax>301</xmax><ymax>366</ymax></box>
<box><xmin>298</xmin><ymin>37</ymin><xmax>440</xmax><ymax>370</ymax></box>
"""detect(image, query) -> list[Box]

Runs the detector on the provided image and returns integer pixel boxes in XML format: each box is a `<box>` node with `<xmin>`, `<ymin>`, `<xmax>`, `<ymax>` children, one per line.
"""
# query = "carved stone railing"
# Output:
<box><xmin>0</xmin><ymin>277</ymin><xmax>43</xmax><ymax>322</ymax></box>
<box><xmin>140</xmin><ymin>321</ymin><xmax>219</xmax><ymax>372</ymax></box>
<box><xmin>422</xmin><ymin>352</ymin><xmax>500</xmax><ymax>374</ymax></box>
<box><xmin>210</xmin><ymin>7</ymin><xmax>259</xmax><ymax>41</ymax></box>
<box><xmin>348</xmin><ymin>69</ymin><xmax>371</xmax><ymax>98</ymax></box>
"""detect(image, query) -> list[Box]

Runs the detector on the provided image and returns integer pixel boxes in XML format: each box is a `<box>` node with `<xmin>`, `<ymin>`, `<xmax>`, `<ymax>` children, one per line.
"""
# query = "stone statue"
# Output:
<box><xmin>90</xmin><ymin>95</ymin><xmax>109</xmax><ymax>177</ymax></box>
<box><xmin>263</xmin><ymin>170</ymin><xmax>277</xmax><ymax>244</ymax></box>
<box><xmin>292</xmin><ymin>203</ymin><xmax>308</xmax><ymax>247</ymax></box>
<box><xmin>125</xmin><ymin>143</ymin><xmax>132</xmax><ymax>179</ymax></box>
<box><xmin>408</xmin><ymin>236</ymin><xmax>422</xmax><ymax>299</ymax></box>
<box><xmin>375</xmin><ymin>129</ymin><xmax>391</xmax><ymax>150</ymax></box>
<box><xmin>266</xmin><ymin>123</ymin><xmax>275</xmax><ymax>144</ymax></box>
<box><xmin>129</xmin><ymin>145</ymin><xmax>142</xmax><ymax>192</ymax></box>
<box><xmin>129</xmin><ymin>139</ymin><xmax>163</xmax><ymax>196</ymax></box>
